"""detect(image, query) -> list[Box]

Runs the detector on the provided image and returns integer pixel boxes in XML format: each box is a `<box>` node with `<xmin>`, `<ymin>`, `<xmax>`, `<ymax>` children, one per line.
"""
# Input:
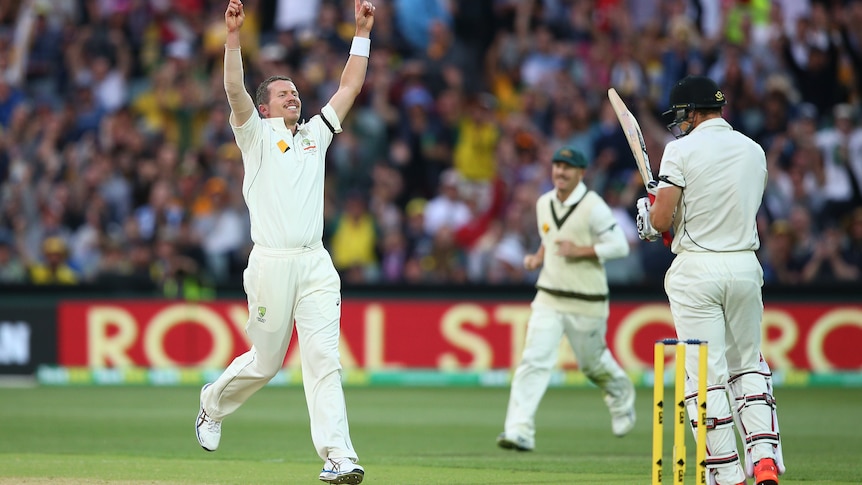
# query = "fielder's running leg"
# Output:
<box><xmin>564</xmin><ymin>316</ymin><xmax>636</xmax><ymax>436</ymax></box>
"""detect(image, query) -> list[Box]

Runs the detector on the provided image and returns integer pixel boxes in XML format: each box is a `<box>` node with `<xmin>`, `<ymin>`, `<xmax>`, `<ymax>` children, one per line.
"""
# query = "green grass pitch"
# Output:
<box><xmin>0</xmin><ymin>385</ymin><xmax>860</xmax><ymax>484</ymax></box>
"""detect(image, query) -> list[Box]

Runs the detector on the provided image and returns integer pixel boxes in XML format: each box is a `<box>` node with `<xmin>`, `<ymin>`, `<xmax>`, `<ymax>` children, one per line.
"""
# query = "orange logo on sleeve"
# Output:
<box><xmin>277</xmin><ymin>140</ymin><xmax>289</xmax><ymax>153</ymax></box>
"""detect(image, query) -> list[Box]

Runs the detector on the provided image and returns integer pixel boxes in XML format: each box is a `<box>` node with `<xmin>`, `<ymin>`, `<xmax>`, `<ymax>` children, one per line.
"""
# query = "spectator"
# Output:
<box><xmin>403</xmin><ymin>197</ymin><xmax>432</xmax><ymax>262</ymax></box>
<box><xmin>842</xmin><ymin>207</ymin><xmax>862</xmax><ymax>274</ymax></box>
<box><xmin>779</xmin><ymin>12</ymin><xmax>845</xmax><ymax>120</ymax></box>
<box><xmin>452</xmin><ymin>93</ymin><xmax>501</xmax><ymax>185</ymax></box>
<box><xmin>519</xmin><ymin>24</ymin><xmax>565</xmax><ymax>90</ymax></box>
<box><xmin>69</xmin><ymin>202</ymin><xmax>108</xmax><ymax>281</ymax></box>
<box><xmin>799</xmin><ymin>225</ymin><xmax>859</xmax><ymax>283</ymax></box>
<box><xmin>838</xmin><ymin>0</ymin><xmax>862</xmax><ymax>105</ymax></box>
<box><xmin>24</xmin><ymin>9</ymin><xmax>66</xmax><ymax>101</ymax></box>
<box><xmin>609</xmin><ymin>37</ymin><xmax>647</xmax><ymax>99</ymax></box>
<box><xmin>190</xmin><ymin>177</ymin><xmax>246</xmax><ymax>284</ymax></box>
<box><xmin>450</xmin><ymin>0</ymin><xmax>495</xmax><ymax>93</ymax></box>
<box><xmin>93</xmin><ymin>238</ymin><xmax>132</xmax><ymax>285</ymax></box>
<box><xmin>787</xmin><ymin>203</ymin><xmax>819</xmax><ymax>267</ymax></box>
<box><xmin>423</xmin><ymin>169</ymin><xmax>471</xmax><ymax>236</ymax></box>
<box><xmin>330</xmin><ymin>191</ymin><xmax>379</xmax><ymax>281</ymax></box>
<box><xmin>132</xmin><ymin>62</ymin><xmax>185</xmax><ymax>143</ymax></box>
<box><xmin>659</xmin><ymin>17</ymin><xmax>704</xmax><ymax>107</ymax></box>
<box><xmin>94</xmin><ymin>239</ymin><xmax>157</xmax><ymax>290</ymax></box>
<box><xmin>590</xmin><ymin>97</ymin><xmax>634</xmax><ymax>196</ymax></box>
<box><xmin>767</xmin><ymin>142</ymin><xmax>826</xmax><ymax>222</ymax></box>
<box><xmin>379</xmin><ymin>228</ymin><xmax>409</xmax><ymax>284</ymax></box>
<box><xmin>487</xmin><ymin>205</ymin><xmax>528</xmax><ymax>284</ymax></box>
<box><xmin>0</xmin><ymin>75</ymin><xmax>25</xmax><ymax>128</ymax></box>
<box><xmin>392</xmin><ymin>0</ymin><xmax>451</xmax><ymax>55</ymax></box>
<box><xmin>372</xmin><ymin>164</ymin><xmax>405</xmax><ymax>231</ymax></box>
<box><xmin>150</xmin><ymin>231</ymin><xmax>203</xmax><ymax>299</ymax></box>
<box><xmin>0</xmin><ymin>232</ymin><xmax>26</xmax><ymax>283</ymax></box>
<box><xmin>815</xmin><ymin>103</ymin><xmax>862</xmax><ymax>225</ymax></box>
<box><xmin>133</xmin><ymin>179</ymin><xmax>184</xmax><ymax>242</ymax></box>
<box><xmin>272</xmin><ymin>0</ymin><xmax>320</xmax><ymax>39</ymax></box>
<box><xmin>420</xmin><ymin>226</ymin><xmax>467</xmax><ymax>284</ymax></box>
<box><xmin>394</xmin><ymin>77</ymin><xmax>443</xmax><ymax>199</ymax></box>
<box><xmin>21</xmin><ymin>205</ymin><xmax>74</xmax><ymax>267</ymax></box>
<box><xmin>455</xmin><ymin>176</ymin><xmax>508</xmax><ymax>279</ymax></box>
<box><xmin>67</xmin><ymin>28</ymin><xmax>132</xmax><ymax>113</ymax></box>
<box><xmin>464</xmin><ymin>219</ymin><xmax>503</xmax><ymax>283</ymax></box>
<box><xmin>421</xmin><ymin>20</ymin><xmax>470</xmax><ymax>96</ymax></box>
<box><xmin>602</xmin><ymin>179</ymin><xmax>644</xmax><ymax>286</ymax></box>
<box><xmin>28</xmin><ymin>237</ymin><xmax>78</xmax><ymax>285</ymax></box>
<box><xmin>760</xmin><ymin>219</ymin><xmax>804</xmax><ymax>285</ymax></box>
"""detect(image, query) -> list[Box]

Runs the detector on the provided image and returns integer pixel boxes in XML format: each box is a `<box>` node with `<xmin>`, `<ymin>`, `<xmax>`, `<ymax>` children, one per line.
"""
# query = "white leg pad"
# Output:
<box><xmin>728</xmin><ymin>360</ymin><xmax>786</xmax><ymax>477</ymax></box>
<box><xmin>684</xmin><ymin>384</ymin><xmax>745</xmax><ymax>485</ymax></box>
<box><xmin>761</xmin><ymin>362</ymin><xmax>786</xmax><ymax>474</ymax></box>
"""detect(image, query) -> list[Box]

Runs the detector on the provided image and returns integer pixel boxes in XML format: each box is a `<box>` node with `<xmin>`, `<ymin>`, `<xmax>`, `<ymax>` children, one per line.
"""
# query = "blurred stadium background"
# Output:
<box><xmin>0</xmin><ymin>0</ymin><xmax>860</xmax><ymax>412</ymax></box>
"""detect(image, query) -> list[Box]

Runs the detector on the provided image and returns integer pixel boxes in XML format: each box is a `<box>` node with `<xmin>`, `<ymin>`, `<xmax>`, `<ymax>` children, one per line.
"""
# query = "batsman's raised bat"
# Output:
<box><xmin>607</xmin><ymin>87</ymin><xmax>672</xmax><ymax>246</ymax></box>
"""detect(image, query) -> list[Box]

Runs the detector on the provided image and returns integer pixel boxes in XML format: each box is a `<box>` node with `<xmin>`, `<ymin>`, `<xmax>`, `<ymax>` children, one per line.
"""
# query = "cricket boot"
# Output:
<box><xmin>319</xmin><ymin>457</ymin><xmax>364</xmax><ymax>484</ymax></box>
<box><xmin>195</xmin><ymin>383</ymin><xmax>221</xmax><ymax>451</ymax></box>
<box><xmin>753</xmin><ymin>458</ymin><xmax>778</xmax><ymax>485</ymax></box>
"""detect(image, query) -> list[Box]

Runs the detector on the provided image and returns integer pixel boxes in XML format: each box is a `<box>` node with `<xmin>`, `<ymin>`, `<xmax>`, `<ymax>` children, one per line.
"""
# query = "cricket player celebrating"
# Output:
<box><xmin>195</xmin><ymin>1</ymin><xmax>374</xmax><ymax>483</ymax></box>
<box><xmin>497</xmin><ymin>147</ymin><xmax>637</xmax><ymax>452</ymax></box>
<box><xmin>638</xmin><ymin>75</ymin><xmax>784</xmax><ymax>485</ymax></box>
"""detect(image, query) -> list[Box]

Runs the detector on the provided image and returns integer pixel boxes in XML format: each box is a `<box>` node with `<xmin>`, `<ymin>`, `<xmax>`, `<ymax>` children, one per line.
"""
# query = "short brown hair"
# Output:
<box><xmin>255</xmin><ymin>75</ymin><xmax>294</xmax><ymax>109</ymax></box>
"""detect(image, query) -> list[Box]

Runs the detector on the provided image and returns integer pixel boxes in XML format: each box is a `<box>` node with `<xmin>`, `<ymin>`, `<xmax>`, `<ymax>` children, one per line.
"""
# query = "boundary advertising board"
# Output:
<box><xmin>55</xmin><ymin>300</ymin><xmax>862</xmax><ymax>372</ymax></box>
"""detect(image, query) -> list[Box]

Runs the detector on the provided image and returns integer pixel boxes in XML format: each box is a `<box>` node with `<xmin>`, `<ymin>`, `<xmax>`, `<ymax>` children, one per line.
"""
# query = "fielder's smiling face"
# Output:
<box><xmin>552</xmin><ymin>161</ymin><xmax>583</xmax><ymax>194</ymax></box>
<box><xmin>262</xmin><ymin>79</ymin><xmax>301</xmax><ymax>124</ymax></box>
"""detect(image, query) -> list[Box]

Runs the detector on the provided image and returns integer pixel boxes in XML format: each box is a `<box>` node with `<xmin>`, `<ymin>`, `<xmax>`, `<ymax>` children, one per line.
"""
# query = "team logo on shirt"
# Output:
<box><xmin>542</xmin><ymin>222</ymin><xmax>550</xmax><ymax>234</ymax></box>
<box><xmin>301</xmin><ymin>137</ymin><xmax>317</xmax><ymax>154</ymax></box>
<box><xmin>257</xmin><ymin>306</ymin><xmax>267</xmax><ymax>323</ymax></box>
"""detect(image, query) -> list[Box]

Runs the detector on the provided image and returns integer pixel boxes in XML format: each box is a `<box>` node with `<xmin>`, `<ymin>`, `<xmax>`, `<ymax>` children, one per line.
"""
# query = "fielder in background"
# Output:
<box><xmin>195</xmin><ymin>1</ymin><xmax>375</xmax><ymax>484</ymax></box>
<box><xmin>637</xmin><ymin>75</ymin><xmax>785</xmax><ymax>485</ymax></box>
<box><xmin>497</xmin><ymin>147</ymin><xmax>637</xmax><ymax>452</ymax></box>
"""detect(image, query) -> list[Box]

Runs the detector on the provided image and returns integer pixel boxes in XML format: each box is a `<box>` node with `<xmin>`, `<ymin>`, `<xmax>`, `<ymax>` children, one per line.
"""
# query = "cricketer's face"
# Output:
<box><xmin>261</xmin><ymin>79</ymin><xmax>301</xmax><ymax>125</ymax></box>
<box><xmin>552</xmin><ymin>162</ymin><xmax>583</xmax><ymax>194</ymax></box>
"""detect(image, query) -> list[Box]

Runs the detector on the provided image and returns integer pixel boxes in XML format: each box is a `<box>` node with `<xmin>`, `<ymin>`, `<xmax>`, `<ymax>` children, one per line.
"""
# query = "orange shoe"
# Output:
<box><xmin>753</xmin><ymin>458</ymin><xmax>779</xmax><ymax>485</ymax></box>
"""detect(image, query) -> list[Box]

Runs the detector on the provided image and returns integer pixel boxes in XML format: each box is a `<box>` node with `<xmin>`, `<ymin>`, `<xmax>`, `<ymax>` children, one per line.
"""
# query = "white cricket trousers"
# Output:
<box><xmin>201</xmin><ymin>243</ymin><xmax>357</xmax><ymax>461</ymax></box>
<box><xmin>504</xmin><ymin>302</ymin><xmax>634</xmax><ymax>444</ymax></box>
<box><xmin>665</xmin><ymin>250</ymin><xmax>767</xmax><ymax>485</ymax></box>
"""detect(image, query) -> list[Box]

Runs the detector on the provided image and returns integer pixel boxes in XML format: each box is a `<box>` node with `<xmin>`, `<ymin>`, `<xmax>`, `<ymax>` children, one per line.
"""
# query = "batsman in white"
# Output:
<box><xmin>497</xmin><ymin>147</ymin><xmax>637</xmax><ymax>452</ymax></box>
<box><xmin>195</xmin><ymin>1</ymin><xmax>375</xmax><ymax>483</ymax></box>
<box><xmin>637</xmin><ymin>75</ymin><xmax>785</xmax><ymax>485</ymax></box>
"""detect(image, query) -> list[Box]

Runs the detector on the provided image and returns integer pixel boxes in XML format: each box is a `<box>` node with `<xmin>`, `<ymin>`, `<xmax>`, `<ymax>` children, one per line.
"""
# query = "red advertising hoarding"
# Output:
<box><xmin>57</xmin><ymin>300</ymin><xmax>862</xmax><ymax>371</ymax></box>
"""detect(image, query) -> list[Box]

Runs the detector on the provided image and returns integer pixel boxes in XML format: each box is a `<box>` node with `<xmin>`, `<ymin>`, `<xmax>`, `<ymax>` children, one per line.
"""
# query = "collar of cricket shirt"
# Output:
<box><xmin>265</xmin><ymin>117</ymin><xmax>309</xmax><ymax>136</ymax></box>
<box><xmin>690</xmin><ymin>117</ymin><xmax>731</xmax><ymax>134</ymax></box>
<box><xmin>559</xmin><ymin>181</ymin><xmax>587</xmax><ymax>206</ymax></box>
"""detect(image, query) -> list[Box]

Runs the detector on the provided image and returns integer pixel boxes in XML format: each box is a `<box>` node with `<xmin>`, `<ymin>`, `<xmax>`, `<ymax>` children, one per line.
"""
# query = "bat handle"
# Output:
<box><xmin>647</xmin><ymin>192</ymin><xmax>673</xmax><ymax>247</ymax></box>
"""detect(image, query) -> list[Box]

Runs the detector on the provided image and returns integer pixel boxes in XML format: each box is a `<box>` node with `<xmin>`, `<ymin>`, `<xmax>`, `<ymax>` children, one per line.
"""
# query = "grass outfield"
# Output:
<box><xmin>0</xmin><ymin>385</ymin><xmax>860</xmax><ymax>484</ymax></box>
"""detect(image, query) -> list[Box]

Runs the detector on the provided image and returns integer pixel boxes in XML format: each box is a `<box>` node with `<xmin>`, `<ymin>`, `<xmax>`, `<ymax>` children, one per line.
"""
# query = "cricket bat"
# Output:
<box><xmin>607</xmin><ymin>88</ymin><xmax>672</xmax><ymax>246</ymax></box>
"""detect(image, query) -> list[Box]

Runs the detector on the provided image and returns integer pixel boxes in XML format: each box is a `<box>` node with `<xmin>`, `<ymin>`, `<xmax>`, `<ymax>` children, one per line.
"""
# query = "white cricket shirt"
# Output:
<box><xmin>657</xmin><ymin>118</ymin><xmax>767</xmax><ymax>253</ymax></box>
<box><xmin>231</xmin><ymin>104</ymin><xmax>342</xmax><ymax>249</ymax></box>
<box><xmin>533</xmin><ymin>182</ymin><xmax>629</xmax><ymax>317</ymax></box>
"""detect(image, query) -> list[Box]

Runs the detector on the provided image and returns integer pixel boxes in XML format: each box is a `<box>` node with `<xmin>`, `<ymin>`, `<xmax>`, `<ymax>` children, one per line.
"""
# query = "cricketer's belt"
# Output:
<box><xmin>536</xmin><ymin>285</ymin><xmax>608</xmax><ymax>302</ymax></box>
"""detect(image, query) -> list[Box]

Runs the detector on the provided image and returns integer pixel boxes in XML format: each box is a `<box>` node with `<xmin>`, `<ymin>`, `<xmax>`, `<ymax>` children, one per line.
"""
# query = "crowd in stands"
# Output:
<box><xmin>1</xmin><ymin>0</ymin><xmax>861</xmax><ymax>295</ymax></box>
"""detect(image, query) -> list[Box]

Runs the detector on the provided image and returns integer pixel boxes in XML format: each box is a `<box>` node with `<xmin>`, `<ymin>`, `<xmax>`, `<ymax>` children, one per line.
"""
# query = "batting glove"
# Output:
<box><xmin>636</xmin><ymin>197</ymin><xmax>661</xmax><ymax>242</ymax></box>
<box><xmin>647</xmin><ymin>180</ymin><xmax>658</xmax><ymax>197</ymax></box>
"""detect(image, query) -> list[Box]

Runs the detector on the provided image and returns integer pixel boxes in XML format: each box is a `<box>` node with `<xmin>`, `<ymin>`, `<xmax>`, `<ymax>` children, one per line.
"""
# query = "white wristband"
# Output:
<box><xmin>349</xmin><ymin>36</ymin><xmax>370</xmax><ymax>57</ymax></box>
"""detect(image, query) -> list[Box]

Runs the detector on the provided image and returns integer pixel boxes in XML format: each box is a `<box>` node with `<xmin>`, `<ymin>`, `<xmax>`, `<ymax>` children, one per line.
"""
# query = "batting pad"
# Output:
<box><xmin>728</xmin><ymin>364</ymin><xmax>786</xmax><ymax>477</ymax></box>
